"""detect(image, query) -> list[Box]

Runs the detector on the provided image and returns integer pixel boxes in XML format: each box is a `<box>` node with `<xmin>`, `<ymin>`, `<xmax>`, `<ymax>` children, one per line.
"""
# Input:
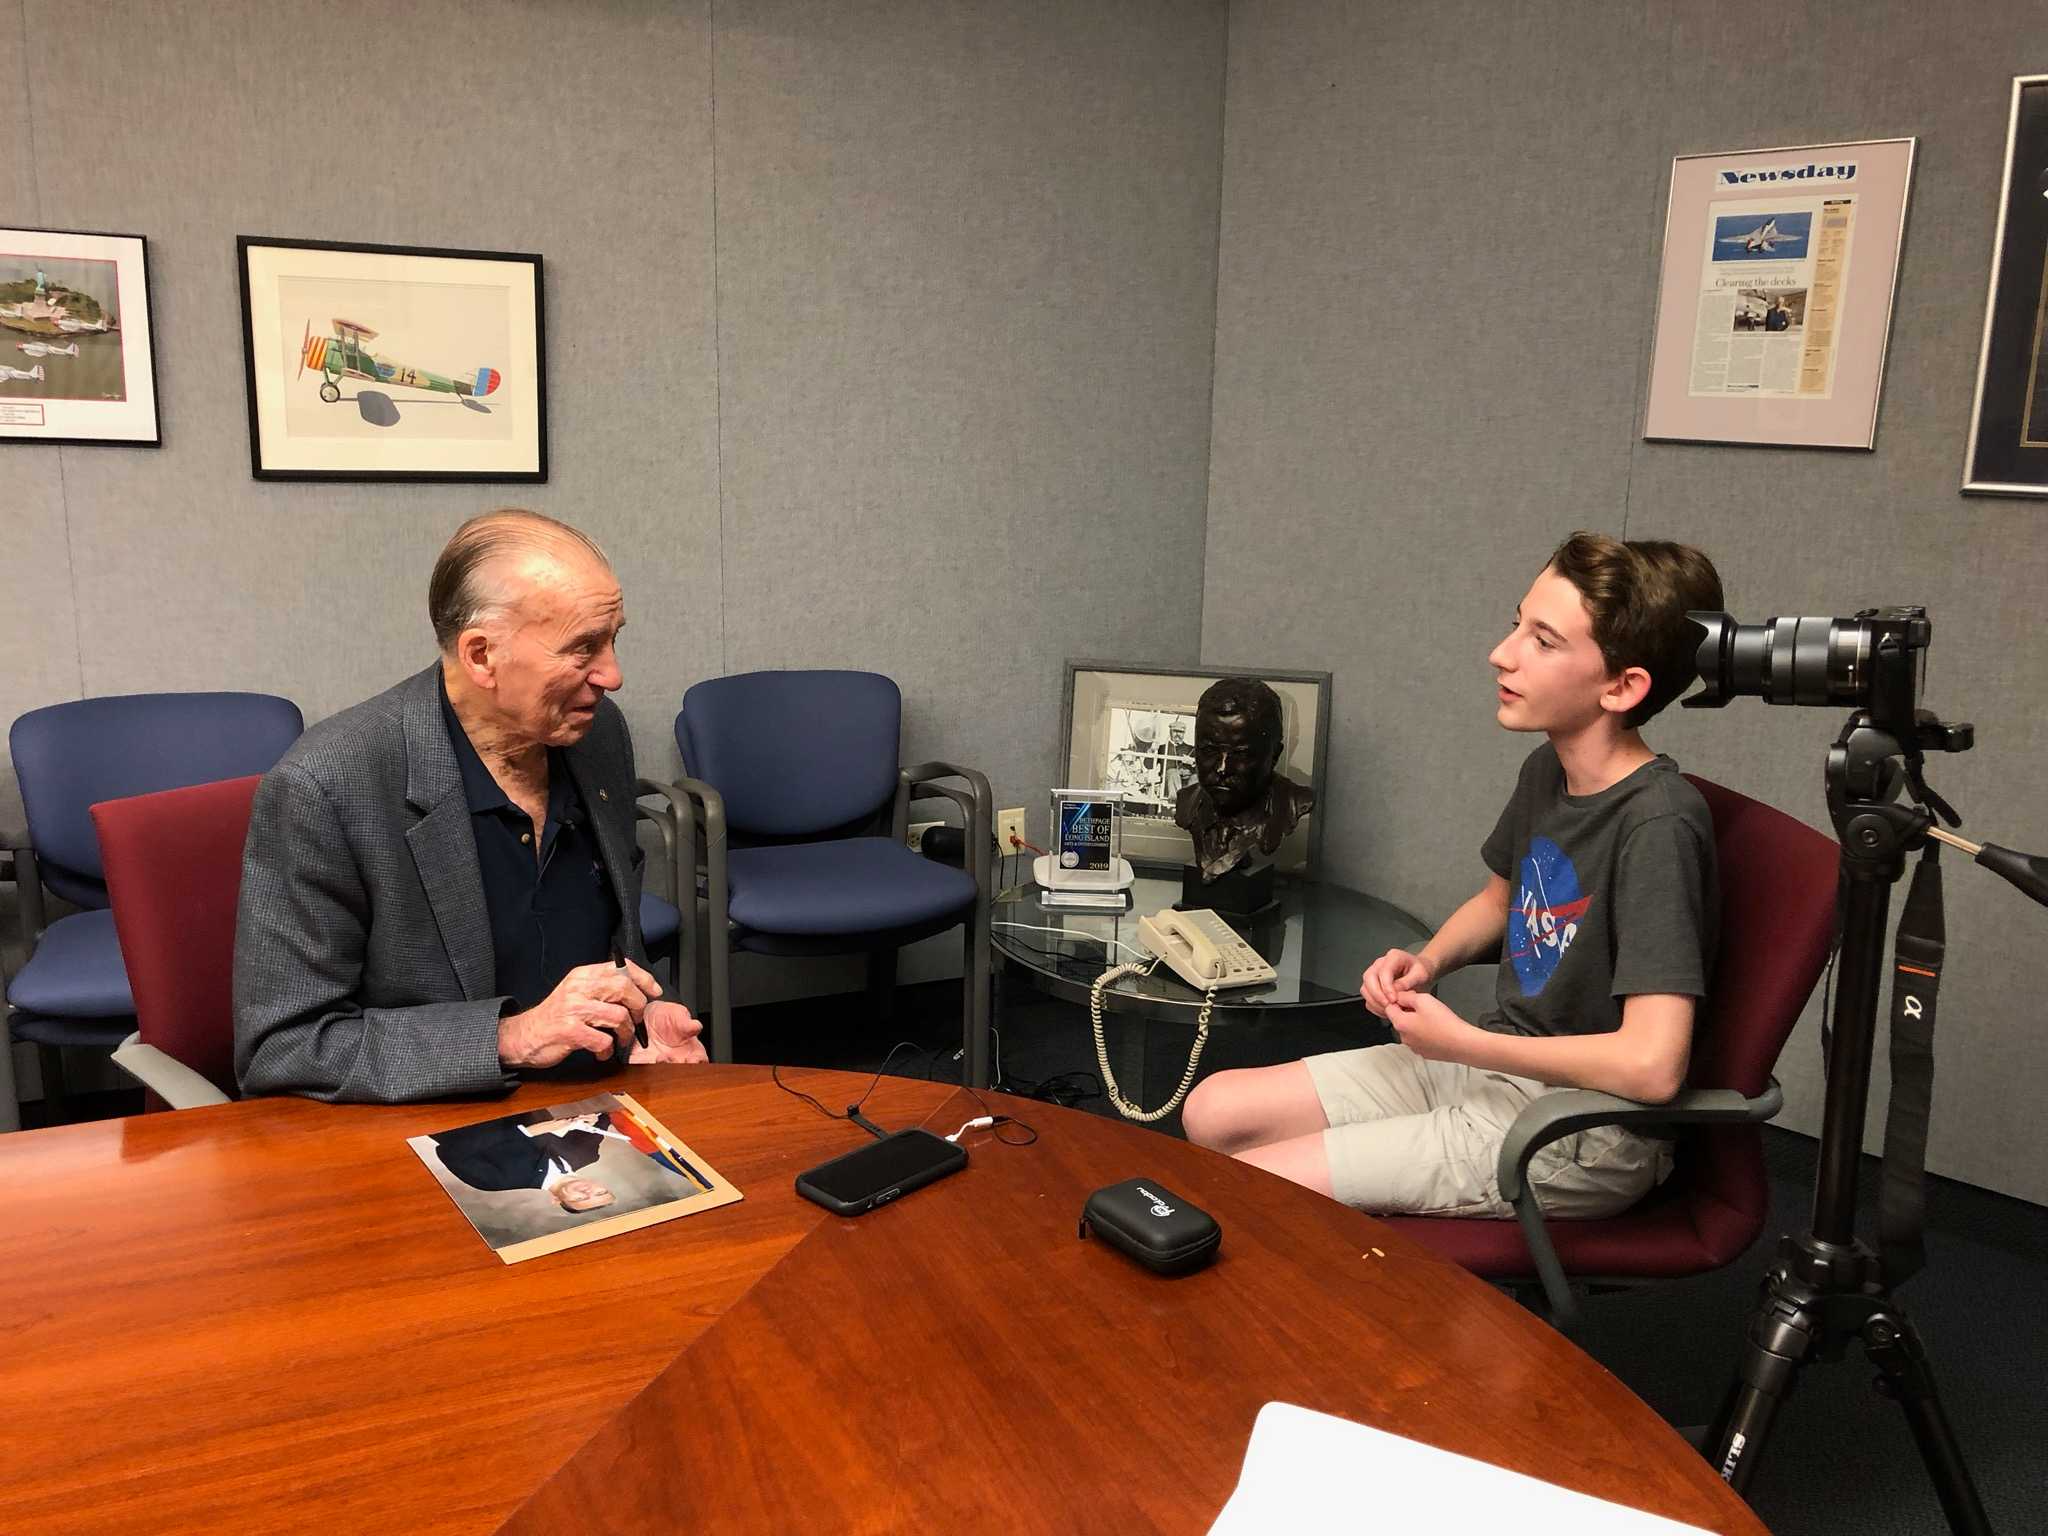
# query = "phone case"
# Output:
<box><xmin>793</xmin><ymin>1130</ymin><xmax>967</xmax><ymax>1216</ymax></box>
<box><xmin>1078</xmin><ymin>1177</ymin><xmax>1221</xmax><ymax>1276</ymax></box>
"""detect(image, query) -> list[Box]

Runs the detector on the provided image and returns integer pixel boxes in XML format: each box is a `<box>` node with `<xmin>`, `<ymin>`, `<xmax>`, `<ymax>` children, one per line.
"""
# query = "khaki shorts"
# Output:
<box><xmin>1304</xmin><ymin>1042</ymin><xmax>1673</xmax><ymax>1219</ymax></box>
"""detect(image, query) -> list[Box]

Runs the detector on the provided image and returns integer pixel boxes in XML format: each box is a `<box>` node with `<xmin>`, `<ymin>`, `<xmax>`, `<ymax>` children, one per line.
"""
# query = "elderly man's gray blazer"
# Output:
<box><xmin>234</xmin><ymin>663</ymin><xmax>649</xmax><ymax>1104</ymax></box>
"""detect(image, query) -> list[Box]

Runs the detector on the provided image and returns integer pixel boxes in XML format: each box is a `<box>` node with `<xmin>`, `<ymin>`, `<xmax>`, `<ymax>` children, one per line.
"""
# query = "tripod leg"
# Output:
<box><xmin>1865</xmin><ymin>1313</ymin><xmax>1995</xmax><ymax>1535</ymax></box>
<box><xmin>1706</xmin><ymin>1277</ymin><xmax>1820</xmax><ymax>1493</ymax></box>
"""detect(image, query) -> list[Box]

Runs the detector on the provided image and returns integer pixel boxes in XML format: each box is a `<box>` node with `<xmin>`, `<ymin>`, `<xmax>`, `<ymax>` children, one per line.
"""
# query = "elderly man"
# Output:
<box><xmin>235</xmin><ymin>509</ymin><xmax>706</xmax><ymax>1104</ymax></box>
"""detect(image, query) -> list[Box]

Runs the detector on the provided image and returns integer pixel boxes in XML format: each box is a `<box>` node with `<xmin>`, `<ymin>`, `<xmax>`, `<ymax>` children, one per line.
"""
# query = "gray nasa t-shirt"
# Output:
<box><xmin>1477</xmin><ymin>743</ymin><xmax>1717</xmax><ymax>1038</ymax></box>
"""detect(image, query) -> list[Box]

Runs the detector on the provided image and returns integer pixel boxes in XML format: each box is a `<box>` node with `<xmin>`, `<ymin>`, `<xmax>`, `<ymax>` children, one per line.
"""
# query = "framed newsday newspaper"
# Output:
<box><xmin>1644</xmin><ymin>137</ymin><xmax>1916</xmax><ymax>449</ymax></box>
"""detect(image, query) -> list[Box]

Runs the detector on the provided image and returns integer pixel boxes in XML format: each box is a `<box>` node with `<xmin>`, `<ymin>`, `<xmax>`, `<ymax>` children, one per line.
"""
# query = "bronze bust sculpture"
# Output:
<box><xmin>1173</xmin><ymin>677</ymin><xmax>1314</xmax><ymax>881</ymax></box>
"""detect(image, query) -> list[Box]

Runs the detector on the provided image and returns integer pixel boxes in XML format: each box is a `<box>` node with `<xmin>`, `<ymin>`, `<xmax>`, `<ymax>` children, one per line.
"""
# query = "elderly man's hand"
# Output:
<box><xmin>630</xmin><ymin>1000</ymin><xmax>709</xmax><ymax>1065</ymax></box>
<box><xmin>498</xmin><ymin>958</ymin><xmax>661</xmax><ymax>1068</ymax></box>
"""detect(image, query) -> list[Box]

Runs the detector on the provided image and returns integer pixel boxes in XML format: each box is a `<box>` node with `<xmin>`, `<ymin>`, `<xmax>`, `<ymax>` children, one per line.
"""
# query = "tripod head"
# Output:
<box><xmin>1686</xmin><ymin>605</ymin><xmax>1961</xmax><ymax>826</ymax></box>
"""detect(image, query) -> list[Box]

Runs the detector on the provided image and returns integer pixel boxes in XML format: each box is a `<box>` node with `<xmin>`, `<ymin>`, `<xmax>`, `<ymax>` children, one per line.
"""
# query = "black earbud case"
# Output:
<box><xmin>1078</xmin><ymin>1177</ymin><xmax>1221</xmax><ymax>1276</ymax></box>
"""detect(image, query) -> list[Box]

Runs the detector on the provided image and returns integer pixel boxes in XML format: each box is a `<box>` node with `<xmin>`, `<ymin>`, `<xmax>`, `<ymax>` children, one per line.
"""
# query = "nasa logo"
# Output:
<box><xmin>1511</xmin><ymin>836</ymin><xmax>1592</xmax><ymax>997</ymax></box>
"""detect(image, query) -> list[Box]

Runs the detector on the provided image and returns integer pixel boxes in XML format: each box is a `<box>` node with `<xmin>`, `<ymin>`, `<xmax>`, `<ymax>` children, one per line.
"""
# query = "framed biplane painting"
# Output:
<box><xmin>0</xmin><ymin>227</ymin><xmax>160</xmax><ymax>447</ymax></box>
<box><xmin>238</xmin><ymin>236</ymin><xmax>546</xmax><ymax>481</ymax></box>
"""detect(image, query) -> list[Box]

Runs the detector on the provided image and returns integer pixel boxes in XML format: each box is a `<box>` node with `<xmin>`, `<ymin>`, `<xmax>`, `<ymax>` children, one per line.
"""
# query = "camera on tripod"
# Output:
<box><xmin>1685</xmin><ymin>607</ymin><xmax>2042</xmax><ymax>903</ymax></box>
<box><xmin>1689</xmin><ymin>606</ymin><xmax>1979</xmax><ymax>837</ymax></box>
<box><xmin>1671</xmin><ymin>601</ymin><xmax>2044</xmax><ymax>1534</ymax></box>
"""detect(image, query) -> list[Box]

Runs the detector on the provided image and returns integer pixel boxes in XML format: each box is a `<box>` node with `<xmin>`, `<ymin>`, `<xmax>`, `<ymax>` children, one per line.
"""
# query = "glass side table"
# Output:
<box><xmin>990</xmin><ymin>865</ymin><xmax>1433</xmax><ymax>1117</ymax></box>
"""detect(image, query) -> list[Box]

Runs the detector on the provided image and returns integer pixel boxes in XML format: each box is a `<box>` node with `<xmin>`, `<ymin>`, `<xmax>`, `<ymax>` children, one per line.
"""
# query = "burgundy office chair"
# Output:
<box><xmin>1377</xmin><ymin>776</ymin><xmax>1840</xmax><ymax>1329</ymax></box>
<box><xmin>91</xmin><ymin>776</ymin><xmax>262</xmax><ymax>1110</ymax></box>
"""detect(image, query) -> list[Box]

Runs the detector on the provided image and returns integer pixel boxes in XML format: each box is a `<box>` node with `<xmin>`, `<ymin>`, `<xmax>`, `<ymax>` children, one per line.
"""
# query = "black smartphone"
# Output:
<box><xmin>794</xmin><ymin>1129</ymin><xmax>968</xmax><ymax>1215</ymax></box>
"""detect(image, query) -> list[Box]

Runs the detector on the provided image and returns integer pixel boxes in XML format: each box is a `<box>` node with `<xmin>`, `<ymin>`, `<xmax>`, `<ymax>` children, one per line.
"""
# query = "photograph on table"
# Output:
<box><xmin>0</xmin><ymin>227</ymin><xmax>158</xmax><ymax>447</ymax></box>
<box><xmin>410</xmin><ymin>1091</ymin><xmax>740</xmax><ymax>1264</ymax></box>
<box><xmin>1964</xmin><ymin>75</ymin><xmax>2048</xmax><ymax>495</ymax></box>
<box><xmin>1061</xmin><ymin>660</ymin><xmax>1329</xmax><ymax>873</ymax></box>
<box><xmin>1644</xmin><ymin>137</ymin><xmax>1915</xmax><ymax>449</ymax></box>
<box><xmin>238</xmin><ymin>235</ymin><xmax>546</xmax><ymax>480</ymax></box>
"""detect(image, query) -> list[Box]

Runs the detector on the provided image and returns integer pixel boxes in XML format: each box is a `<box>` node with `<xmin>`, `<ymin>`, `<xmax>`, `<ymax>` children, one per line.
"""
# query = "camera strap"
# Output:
<box><xmin>1880</xmin><ymin>844</ymin><xmax>1944</xmax><ymax>1287</ymax></box>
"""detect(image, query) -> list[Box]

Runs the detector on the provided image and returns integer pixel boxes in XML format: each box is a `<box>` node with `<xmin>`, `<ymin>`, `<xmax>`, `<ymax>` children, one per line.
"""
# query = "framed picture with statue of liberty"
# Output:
<box><xmin>0</xmin><ymin>226</ymin><xmax>159</xmax><ymax>448</ymax></box>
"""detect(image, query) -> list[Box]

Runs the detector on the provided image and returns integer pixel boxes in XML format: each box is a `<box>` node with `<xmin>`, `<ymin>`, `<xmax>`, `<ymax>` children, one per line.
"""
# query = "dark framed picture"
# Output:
<box><xmin>238</xmin><ymin>236</ymin><xmax>546</xmax><ymax>481</ymax></box>
<box><xmin>0</xmin><ymin>227</ymin><xmax>159</xmax><ymax>447</ymax></box>
<box><xmin>1964</xmin><ymin>76</ymin><xmax>2048</xmax><ymax>496</ymax></box>
<box><xmin>1059</xmin><ymin>660</ymin><xmax>1331</xmax><ymax>873</ymax></box>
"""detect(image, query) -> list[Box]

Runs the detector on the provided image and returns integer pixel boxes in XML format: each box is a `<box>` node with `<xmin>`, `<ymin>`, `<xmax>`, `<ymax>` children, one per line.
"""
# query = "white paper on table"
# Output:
<box><xmin>1207</xmin><ymin>1402</ymin><xmax>1718</xmax><ymax>1535</ymax></box>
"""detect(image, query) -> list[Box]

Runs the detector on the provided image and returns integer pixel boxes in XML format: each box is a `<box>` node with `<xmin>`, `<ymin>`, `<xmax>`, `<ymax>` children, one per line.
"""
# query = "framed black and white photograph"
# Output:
<box><xmin>1060</xmin><ymin>660</ymin><xmax>1330</xmax><ymax>872</ymax></box>
<box><xmin>0</xmin><ymin>227</ymin><xmax>159</xmax><ymax>447</ymax></box>
<box><xmin>238</xmin><ymin>236</ymin><xmax>546</xmax><ymax>481</ymax></box>
<box><xmin>1964</xmin><ymin>75</ymin><xmax>2048</xmax><ymax>496</ymax></box>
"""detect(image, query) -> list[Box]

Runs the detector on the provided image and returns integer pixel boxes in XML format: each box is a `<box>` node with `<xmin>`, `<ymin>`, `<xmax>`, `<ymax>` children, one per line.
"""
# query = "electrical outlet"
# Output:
<box><xmin>996</xmin><ymin>807</ymin><xmax>1028</xmax><ymax>854</ymax></box>
<box><xmin>906</xmin><ymin>819</ymin><xmax>943</xmax><ymax>853</ymax></box>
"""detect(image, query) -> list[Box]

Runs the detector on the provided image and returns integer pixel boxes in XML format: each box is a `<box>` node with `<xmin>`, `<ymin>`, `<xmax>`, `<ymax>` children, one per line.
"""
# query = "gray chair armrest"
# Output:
<box><xmin>0</xmin><ymin>977</ymin><xmax>17</xmax><ymax>1131</ymax></box>
<box><xmin>1498</xmin><ymin>1082</ymin><xmax>1784</xmax><ymax>1203</ymax></box>
<box><xmin>1498</xmin><ymin>1079</ymin><xmax>1784</xmax><ymax>1330</ymax></box>
<box><xmin>633</xmin><ymin>778</ymin><xmax>694</xmax><ymax>999</ymax></box>
<box><xmin>896</xmin><ymin>762</ymin><xmax>995</xmax><ymax>1086</ymax></box>
<box><xmin>5</xmin><ymin>840</ymin><xmax>47</xmax><ymax>948</ymax></box>
<box><xmin>670</xmin><ymin>777</ymin><xmax>727</xmax><ymax>849</ymax></box>
<box><xmin>668</xmin><ymin>777</ymin><xmax>731</xmax><ymax>1061</ymax></box>
<box><xmin>111</xmin><ymin>1032</ymin><xmax>232</xmax><ymax>1109</ymax></box>
<box><xmin>894</xmin><ymin>761</ymin><xmax>993</xmax><ymax>857</ymax></box>
<box><xmin>666</xmin><ymin>776</ymin><xmax>729</xmax><ymax>879</ymax></box>
<box><xmin>633</xmin><ymin>777</ymin><xmax>684</xmax><ymax>879</ymax></box>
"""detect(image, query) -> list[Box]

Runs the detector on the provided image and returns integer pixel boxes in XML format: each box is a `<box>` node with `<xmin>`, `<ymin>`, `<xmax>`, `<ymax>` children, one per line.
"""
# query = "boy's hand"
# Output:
<box><xmin>1361</xmin><ymin>948</ymin><xmax>1435</xmax><ymax>1018</ymax></box>
<box><xmin>1386</xmin><ymin>988</ymin><xmax>1475</xmax><ymax>1062</ymax></box>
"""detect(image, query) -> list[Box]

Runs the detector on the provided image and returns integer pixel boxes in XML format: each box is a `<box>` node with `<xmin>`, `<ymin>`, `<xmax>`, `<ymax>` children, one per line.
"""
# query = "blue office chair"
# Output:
<box><xmin>673</xmin><ymin>671</ymin><xmax>992</xmax><ymax>1084</ymax></box>
<box><xmin>4</xmin><ymin>692</ymin><xmax>304</xmax><ymax>1123</ymax></box>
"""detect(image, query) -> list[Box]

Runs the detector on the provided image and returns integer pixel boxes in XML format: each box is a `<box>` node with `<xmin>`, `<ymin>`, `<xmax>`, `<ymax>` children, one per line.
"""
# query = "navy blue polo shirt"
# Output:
<box><xmin>440</xmin><ymin>682</ymin><xmax>620</xmax><ymax>1012</ymax></box>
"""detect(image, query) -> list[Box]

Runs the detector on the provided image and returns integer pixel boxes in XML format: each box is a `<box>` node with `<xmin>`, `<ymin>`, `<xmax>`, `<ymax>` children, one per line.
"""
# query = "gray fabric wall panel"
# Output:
<box><xmin>17</xmin><ymin>0</ymin><xmax>2032</xmax><ymax>1195</ymax></box>
<box><xmin>1</xmin><ymin>7</ymin><xmax>79</xmax><ymax>835</ymax></box>
<box><xmin>1209</xmin><ymin>0</ymin><xmax>2048</xmax><ymax>1201</ymax></box>
<box><xmin>1624</xmin><ymin>1</ymin><xmax>2048</xmax><ymax>1204</ymax></box>
<box><xmin>0</xmin><ymin>497</ymin><xmax>74</xmax><ymax>833</ymax></box>
<box><xmin>712</xmin><ymin>0</ymin><xmax>1227</xmax><ymax>826</ymax></box>
<box><xmin>1205</xmin><ymin>0</ymin><xmax>1654</xmax><ymax>959</ymax></box>
<box><xmin>6</xmin><ymin>0</ymin><xmax>722</xmax><ymax>819</ymax></box>
<box><xmin>3</xmin><ymin>0</ymin><xmax>1226</xmax><ymax>1015</ymax></box>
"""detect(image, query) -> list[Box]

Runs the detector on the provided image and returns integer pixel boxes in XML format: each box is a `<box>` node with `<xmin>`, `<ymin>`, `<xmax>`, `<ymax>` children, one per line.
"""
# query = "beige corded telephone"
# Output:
<box><xmin>1092</xmin><ymin>910</ymin><xmax>1277</xmax><ymax>1124</ymax></box>
<box><xmin>1136</xmin><ymin>909</ymin><xmax>1278</xmax><ymax>990</ymax></box>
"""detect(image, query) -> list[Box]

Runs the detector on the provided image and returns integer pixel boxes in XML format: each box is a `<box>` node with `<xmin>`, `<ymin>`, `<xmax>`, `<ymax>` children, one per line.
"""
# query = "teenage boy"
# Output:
<box><xmin>1181</xmin><ymin>533</ymin><xmax>1724</xmax><ymax>1218</ymax></box>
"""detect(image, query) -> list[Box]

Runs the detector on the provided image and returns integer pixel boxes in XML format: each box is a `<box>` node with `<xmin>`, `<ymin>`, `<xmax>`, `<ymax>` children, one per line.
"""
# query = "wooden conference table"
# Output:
<box><xmin>1</xmin><ymin>1065</ymin><xmax>1765</xmax><ymax>1534</ymax></box>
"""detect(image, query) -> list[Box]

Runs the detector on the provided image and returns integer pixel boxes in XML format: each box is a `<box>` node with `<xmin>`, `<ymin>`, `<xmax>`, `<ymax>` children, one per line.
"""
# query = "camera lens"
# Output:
<box><xmin>1687</xmin><ymin>613</ymin><xmax>1870</xmax><ymax>708</ymax></box>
